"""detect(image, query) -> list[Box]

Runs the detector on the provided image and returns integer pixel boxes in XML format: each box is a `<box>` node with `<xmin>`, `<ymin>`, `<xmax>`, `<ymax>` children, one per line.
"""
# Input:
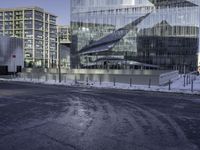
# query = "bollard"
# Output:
<box><xmin>113</xmin><ymin>77</ymin><xmax>116</xmax><ymax>86</ymax></box>
<box><xmin>55</xmin><ymin>75</ymin><xmax>56</xmax><ymax>83</ymax></box>
<box><xmin>130</xmin><ymin>78</ymin><xmax>132</xmax><ymax>87</ymax></box>
<box><xmin>149</xmin><ymin>78</ymin><xmax>151</xmax><ymax>88</ymax></box>
<box><xmin>183</xmin><ymin>75</ymin><xmax>186</xmax><ymax>87</ymax></box>
<box><xmin>38</xmin><ymin>74</ymin><xmax>40</xmax><ymax>82</ymax></box>
<box><xmin>75</xmin><ymin>76</ymin><xmax>77</xmax><ymax>84</ymax></box>
<box><xmin>186</xmin><ymin>75</ymin><xmax>189</xmax><ymax>85</ymax></box>
<box><xmin>189</xmin><ymin>75</ymin><xmax>191</xmax><ymax>84</ymax></box>
<box><xmin>65</xmin><ymin>76</ymin><xmax>67</xmax><ymax>83</ymax></box>
<box><xmin>86</xmin><ymin>77</ymin><xmax>89</xmax><ymax>85</ymax></box>
<box><xmin>99</xmin><ymin>76</ymin><xmax>102</xmax><ymax>85</ymax></box>
<box><xmin>45</xmin><ymin>74</ymin><xmax>48</xmax><ymax>82</ymax></box>
<box><xmin>193</xmin><ymin>75</ymin><xmax>195</xmax><ymax>81</ymax></box>
<box><xmin>168</xmin><ymin>80</ymin><xmax>171</xmax><ymax>91</ymax></box>
<box><xmin>191</xmin><ymin>79</ymin><xmax>194</xmax><ymax>92</ymax></box>
<box><xmin>194</xmin><ymin>75</ymin><xmax>196</xmax><ymax>81</ymax></box>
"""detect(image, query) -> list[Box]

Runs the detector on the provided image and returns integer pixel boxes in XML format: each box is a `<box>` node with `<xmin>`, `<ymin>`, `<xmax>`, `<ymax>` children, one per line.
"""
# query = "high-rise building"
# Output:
<box><xmin>0</xmin><ymin>7</ymin><xmax>57</xmax><ymax>68</ymax></box>
<box><xmin>71</xmin><ymin>0</ymin><xmax>200</xmax><ymax>73</ymax></box>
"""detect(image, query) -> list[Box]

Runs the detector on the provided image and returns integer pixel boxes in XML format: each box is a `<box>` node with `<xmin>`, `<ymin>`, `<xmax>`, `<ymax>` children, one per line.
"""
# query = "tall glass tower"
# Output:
<box><xmin>71</xmin><ymin>0</ymin><xmax>200</xmax><ymax>72</ymax></box>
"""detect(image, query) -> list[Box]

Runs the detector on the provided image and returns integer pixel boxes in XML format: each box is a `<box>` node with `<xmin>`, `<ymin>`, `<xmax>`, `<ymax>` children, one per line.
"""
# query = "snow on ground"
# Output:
<box><xmin>1</xmin><ymin>75</ymin><xmax>200</xmax><ymax>95</ymax></box>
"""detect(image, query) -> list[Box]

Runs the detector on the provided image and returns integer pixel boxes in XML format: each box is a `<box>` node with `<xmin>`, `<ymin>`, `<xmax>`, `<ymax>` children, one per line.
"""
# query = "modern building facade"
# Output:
<box><xmin>71</xmin><ymin>0</ymin><xmax>200</xmax><ymax>73</ymax></box>
<box><xmin>0</xmin><ymin>7</ymin><xmax>57</xmax><ymax>68</ymax></box>
<box><xmin>0</xmin><ymin>36</ymin><xmax>23</xmax><ymax>74</ymax></box>
<box><xmin>56</xmin><ymin>25</ymin><xmax>71</xmax><ymax>69</ymax></box>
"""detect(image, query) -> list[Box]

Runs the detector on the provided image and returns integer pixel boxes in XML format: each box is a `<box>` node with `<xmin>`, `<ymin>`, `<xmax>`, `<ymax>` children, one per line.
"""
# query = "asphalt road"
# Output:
<box><xmin>0</xmin><ymin>81</ymin><xmax>200</xmax><ymax>150</ymax></box>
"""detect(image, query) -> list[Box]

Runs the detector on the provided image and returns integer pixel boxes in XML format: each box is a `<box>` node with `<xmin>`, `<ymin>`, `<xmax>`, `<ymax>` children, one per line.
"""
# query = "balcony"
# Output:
<box><xmin>25</xmin><ymin>45</ymin><xmax>33</xmax><ymax>49</ymax></box>
<box><xmin>14</xmin><ymin>16</ymin><xmax>23</xmax><ymax>20</ymax></box>
<box><xmin>5</xmin><ymin>17</ymin><xmax>13</xmax><ymax>20</ymax></box>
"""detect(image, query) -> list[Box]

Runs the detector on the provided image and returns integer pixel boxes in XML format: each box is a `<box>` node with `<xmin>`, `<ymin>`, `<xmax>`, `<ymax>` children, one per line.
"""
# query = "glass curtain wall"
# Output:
<box><xmin>71</xmin><ymin>0</ymin><xmax>200</xmax><ymax>72</ymax></box>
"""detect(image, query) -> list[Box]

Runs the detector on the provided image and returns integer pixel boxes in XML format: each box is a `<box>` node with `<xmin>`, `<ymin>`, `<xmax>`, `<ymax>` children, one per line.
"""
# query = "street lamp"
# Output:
<box><xmin>51</xmin><ymin>55</ymin><xmax>54</xmax><ymax>68</ymax></box>
<box><xmin>12</xmin><ymin>54</ymin><xmax>16</xmax><ymax>77</ymax></box>
<box><xmin>58</xmin><ymin>32</ymin><xmax>64</xmax><ymax>83</ymax></box>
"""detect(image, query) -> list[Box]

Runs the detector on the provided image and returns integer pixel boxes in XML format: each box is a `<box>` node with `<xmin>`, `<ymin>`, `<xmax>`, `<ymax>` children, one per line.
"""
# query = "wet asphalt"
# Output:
<box><xmin>0</xmin><ymin>81</ymin><xmax>200</xmax><ymax>150</ymax></box>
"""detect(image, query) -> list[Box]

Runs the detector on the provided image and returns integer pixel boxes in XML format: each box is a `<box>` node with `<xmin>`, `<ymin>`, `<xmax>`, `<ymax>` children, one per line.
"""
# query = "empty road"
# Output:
<box><xmin>0</xmin><ymin>81</ymin><xmax>200</xmax><ymax>150</ymax></box>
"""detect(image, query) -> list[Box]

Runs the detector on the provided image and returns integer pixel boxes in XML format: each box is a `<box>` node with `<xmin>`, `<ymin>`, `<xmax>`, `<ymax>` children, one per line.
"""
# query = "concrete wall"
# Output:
<box><xmin>24</xmin><ymin>68</ymin><xmax>170</xmax><ymax>75</ymax></box>
<box><xmin>21</xmin><ymin>72</ymin><xmax>159</xmax><ymax>85</ymax></box>
<box><xmin>22</xmin><ymin>69</ymin><xmax>179</xmax><ymax>85</ymax></box>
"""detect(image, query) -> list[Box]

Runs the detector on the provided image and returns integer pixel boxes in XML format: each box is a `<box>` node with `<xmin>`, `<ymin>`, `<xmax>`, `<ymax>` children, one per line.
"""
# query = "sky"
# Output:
<box><xmin>0</xmin><ymin>0</ymin><xmax>70</xmax><ymax>25</ymax></box>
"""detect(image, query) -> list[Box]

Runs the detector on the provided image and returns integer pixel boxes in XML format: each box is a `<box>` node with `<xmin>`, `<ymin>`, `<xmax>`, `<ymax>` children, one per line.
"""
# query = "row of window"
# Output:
<box><xmin>0</xmin><ymin>11</ymin><xmax>56</xmax><ymax>24</ymax></box>
<box><xmin>83</xmin><ymin>6</ymin><xmax>154</xmax><ymax>16</ymax></box>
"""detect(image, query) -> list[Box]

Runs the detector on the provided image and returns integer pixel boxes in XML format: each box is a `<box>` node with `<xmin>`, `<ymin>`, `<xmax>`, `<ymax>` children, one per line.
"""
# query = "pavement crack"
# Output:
<box><xmin>34</xmin><ymin>130</ymin><xmax>80</xmax><ymax>150</ymax></box>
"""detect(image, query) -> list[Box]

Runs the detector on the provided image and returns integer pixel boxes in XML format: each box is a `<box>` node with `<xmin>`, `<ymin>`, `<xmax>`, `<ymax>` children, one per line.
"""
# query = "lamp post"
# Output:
<box><xmin>51</xmin><ymin>55</ymin><xmax>54</xmax><ymax>68</ymax></box>
<box><xmin>12</xmin><ymin>54</ymin><xmax>16</xmax><ymax>77</ymax></box>
<box><xmin>58</xmin><ymin>32</ymin><xmax>62</xmax><ymax>83</ymax></box>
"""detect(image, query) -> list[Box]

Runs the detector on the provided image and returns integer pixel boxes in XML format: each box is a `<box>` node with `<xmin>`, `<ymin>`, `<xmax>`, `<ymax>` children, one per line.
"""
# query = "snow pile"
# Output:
<box><xmin>1</xmin><ymin>75</ymin><xmax>200</xmax><ymax>95</ymax></box>
<box><xmin>88</xmin><ymin>75</ymin><xmax>200</xmax><ymax>95</ymax></box>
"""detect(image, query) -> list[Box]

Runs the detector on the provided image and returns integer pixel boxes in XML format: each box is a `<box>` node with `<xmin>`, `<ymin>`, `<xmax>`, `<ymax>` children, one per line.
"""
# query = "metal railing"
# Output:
<box><xmin>2</xmin><ymin>72</ymin><xmax>199</xmax><ymax>93</ymax></box>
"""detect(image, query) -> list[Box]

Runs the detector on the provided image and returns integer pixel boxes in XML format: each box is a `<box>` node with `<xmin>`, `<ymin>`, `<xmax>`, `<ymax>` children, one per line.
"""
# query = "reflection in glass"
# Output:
<box><xmin>71</xmin><ymin>0</ymin><xmax>200</xmax><ymax>72</ymax></box>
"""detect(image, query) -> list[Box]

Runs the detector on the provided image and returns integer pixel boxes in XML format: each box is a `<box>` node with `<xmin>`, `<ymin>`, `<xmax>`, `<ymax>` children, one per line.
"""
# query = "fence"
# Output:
<box><xmin>4</xmin><ymin>71</ymin><xmax>198</xmax><ymax>93</ymax></box>
<box><xmin>18</xmin><ymin>73</ymin><xmax>169</xmax><ymax>86</ymax></box>
<box><xmin>20</xmin><ymin>69</ymin><xmax>180</xmax><ymax>86</ymax></box>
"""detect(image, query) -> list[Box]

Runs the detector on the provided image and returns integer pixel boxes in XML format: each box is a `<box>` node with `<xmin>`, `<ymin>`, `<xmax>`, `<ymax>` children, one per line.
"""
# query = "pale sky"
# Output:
<box><xmin>0</xmin><ymin>0</ymin><xmax>71</xmax><ymax>25</ymax></box>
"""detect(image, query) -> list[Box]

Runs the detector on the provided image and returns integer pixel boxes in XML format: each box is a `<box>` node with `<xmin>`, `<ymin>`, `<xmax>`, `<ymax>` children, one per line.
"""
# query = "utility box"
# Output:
<box><xmin>0</xmin><ymin>36</ymin><xmax>24</xmax><ymax>74</ymax></box>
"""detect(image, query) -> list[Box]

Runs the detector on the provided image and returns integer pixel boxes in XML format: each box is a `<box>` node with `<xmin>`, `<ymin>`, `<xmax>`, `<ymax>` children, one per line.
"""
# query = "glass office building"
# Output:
<box><xmin>71</xmin><ymin>0</ymin><xmax>200</xmax><ymax>72</ymax></box>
